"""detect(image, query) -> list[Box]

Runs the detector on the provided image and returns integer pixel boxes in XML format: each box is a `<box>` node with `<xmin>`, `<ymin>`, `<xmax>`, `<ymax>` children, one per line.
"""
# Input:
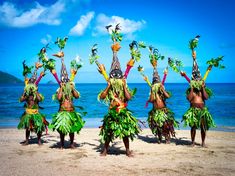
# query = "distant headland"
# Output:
<box><xmin>0</xmin><ymin>71</ymin><xmax>23</xmax><ymax>84</ymax></box>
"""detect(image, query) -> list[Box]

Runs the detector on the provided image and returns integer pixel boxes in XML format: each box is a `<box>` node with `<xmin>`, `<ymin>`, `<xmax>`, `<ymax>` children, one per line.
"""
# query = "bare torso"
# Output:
<box><xmin>27</xmin><ymin>96</ymin><xmax>38</xmax><ymax>108</ymax></box>
<box><xmin>21</xmin><ymin>93</ymin><xmax>41</xmax><ymax>109</ymax></box>
<box><xmin>187</xmin><ymin>87</ymin><xmax>208</xmax><ymax>109</ymax></box>
<box><xmin>149</xmin><ymin>85</ymin><xmax>169</xmax><ymax>109</ymax></box>
<box><xmin>189</xmin><ymin>91</ymin><xmax>205</xmax><ymax>109</ymax></box>
<box><xmin>100</xmin><ymin>79</ymin><xmax>131</xmax><ymax>109</ymax></box>
<box><xmin>152</xmin><ymin>94</ymin><xmax>166</xmax><ymax>109</ymax></box>
<box><xmin>59</xmin><ymin>98</ymin><xmax>74</xmax><ymax>111</ymax></box>
<box><xmin>57</xmin><ymin>85</ymin><xmax>79</xmax><ymax>112</ymax></box>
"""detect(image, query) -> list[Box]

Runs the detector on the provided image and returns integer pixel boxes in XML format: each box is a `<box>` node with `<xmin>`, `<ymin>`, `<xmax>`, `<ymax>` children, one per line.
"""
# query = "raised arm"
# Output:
<box><xmin>160</xmin><ymin>84</ymin><xmax>170</xmax><ymax>98</ymax></box>
<box><xmin>36</xmin><ymin>92</ymin><xmax>43</xmax><ymax>102</ymax></box>
<box><xmin>100</xmin><ymin>81</ymin><xmax>111</xmax><ymax>99</ymax></box>
<box><xmin>57</xmin><ymin>84</ymin><xmax>63</xmax><ymax>101</ymax></box>
<box><xmin>35</xmin><ymin>71</ymin><xmax>45</xmax><ymax>86</ymax></box>
<box><xmin>20</xmin><ymin>92</ymin><xmax>26</xmax><ymax>102</ymax></box>
<box><xmin>201</xmin><ymin>81</ymin><xmax>208</xmax><ymax>100</ymax></box>
<box><xmin>149</xmin><ymin>90</ymin><xmax>155</xmax><ymax>103</ymax></box>
<box><xmin>71</xmin><ymin>84</ymin><xmax>80</xmax><ymax>99</ymax></box>
<box><xmin>187</xmin><ymin>87</ymin><xmax>194</xmax><ymax>101</ymax></box>
<box><xmin>122</xmin><ymin>79</ymin><xmax>131</xmax><ymax>101</ymax></box>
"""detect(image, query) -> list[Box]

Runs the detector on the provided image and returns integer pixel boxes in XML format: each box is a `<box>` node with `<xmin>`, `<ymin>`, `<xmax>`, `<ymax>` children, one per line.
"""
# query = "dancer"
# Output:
<box><xmin>50</xmin><ymin>37</ymin><xmax>85</xmax><ymax>149</ymax></box>
<box><xmin>148</xmin><ymin>69</ymin><xmax>178</xmax><ymax>143</ymax></box>
<box><xmin>18</xmin><ymin>61</ymin><xmax>48</xmax><ymax>145</ymax></box>
<box><xmin>138</xmin><ymin>46</ymin><xmax>178</xmax><ymax>143</ymax></box>
<box><xmin>180</xmin><ymin>36</ymin><xmax>224</xmax><ymax>147</ymax></box>
<box><xmin>90</xmin><ymin>24</ymin><xmax>140</xmax><ymax>156</ymax></box>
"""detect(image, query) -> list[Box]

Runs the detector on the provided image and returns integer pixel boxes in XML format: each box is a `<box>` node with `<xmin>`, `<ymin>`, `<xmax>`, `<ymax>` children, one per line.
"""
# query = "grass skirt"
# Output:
<box><xmin>100</xmin><ymin>108</ymin><xmax>141</xmax><ymax>143</ymax></box>
<box><xmin>182</xmin><ymin>107</ymin><xmax>216</xmax><ymax>130</ymax></box>
<box><xmin>50</xmin><ymin>111</ymin><xmax>85</xmax><ymax>135</ymax></box>
<box><xmin>148</xmin><ymin>108</ymin><xmax>179</xmax><ymax>137</ymax></box>
<box><xmin>18</xmin><ymin>112</ymin><xmax>48</xmax><ymax>133</ymax></box>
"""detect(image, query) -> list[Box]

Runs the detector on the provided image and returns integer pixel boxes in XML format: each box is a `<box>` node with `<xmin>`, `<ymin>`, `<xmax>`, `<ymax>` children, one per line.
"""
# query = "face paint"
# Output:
<box><xmin>109</xmin><ymin>69</ymin><xmax>123</xmax><ymax>79</ymax></box>
<box><xmin>152</xmin><ymin>76</ymin><xmax>160</xmax><ymax>84</ymax></box>
<box><xmin>28</xmin><ymin>77</ymin><xmax>36</xmax><ymax>84</ymax></box>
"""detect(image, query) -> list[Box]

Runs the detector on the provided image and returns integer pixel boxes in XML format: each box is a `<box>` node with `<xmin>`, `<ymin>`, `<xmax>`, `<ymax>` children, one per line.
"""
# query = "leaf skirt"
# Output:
<box><xmin>18</xmin><ymin>112</ymin><xmax>48</xmax><ymax>133</ymax></box>
<box><xmin>148</xmin><ymin>108</ymin><xmax>179</xmax><ymax>136</ymax></box>
<box><xmin>49</xmin><ymin>111</ymin><xmax>85</xmax><ymax>135</ymax></box>
<box><xmin>100</xmin><ymin>108</ymin><xmax>141</xmax><ymax>143</ymax></box>
<box><xmin>182</xmin><ymin>107</ymin><xmax>216</xmax><ymax>130</ymax></box>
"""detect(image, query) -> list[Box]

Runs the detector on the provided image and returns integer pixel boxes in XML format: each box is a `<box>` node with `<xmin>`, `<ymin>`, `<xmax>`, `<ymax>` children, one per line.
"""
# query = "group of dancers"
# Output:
<box><xmin>18</xmin><ymin>24</ymin><xmax>224</xmax><ymax>157</ymax></box>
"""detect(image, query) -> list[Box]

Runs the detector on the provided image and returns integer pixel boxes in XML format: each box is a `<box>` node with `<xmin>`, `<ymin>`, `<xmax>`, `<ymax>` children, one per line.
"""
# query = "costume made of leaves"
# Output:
<box><xmin>180</xmin><ymin>36</ymin><xmax>224</xmax><ymax>130</ymax></box>
<box><xmin>50</xmin><ymin>111</ymin><xmax>85</xmax><ymax>135</ymax></box>
<box><xmin>19</xmin><ymin>48</ymin><xmax>49</xmax><ymax>133</ymax></box>
<box><xmin>49</xmin><ymin>36</ymin><xmax>86</xmax><ymax>135</ymax></box>
<box><xmin>18</xmin><ymin>113</ymin><xmax>47</xmax><ymax>134</ymax></box>
<box><xmin>183</xmin><ymin>107</ymin><xmax>216</xmax><ymax>130</ymax></box>
<box><xmin>18</xmin><ymin>83</ymin><xmax>47</xmax><ymax>133</ymax></box>
<box><xmin>100</xmin><ymin>108</ymin><xmax>140</xmax><ymax>143</ymax></box>
<box><xmin>90</xmin><ymin>24</ymin><xmax>141</xmax><ymax>142</ymax></box>
<box><xmin>148</xmin><ymin>108</ymin><xmax>178</xmax><ymax>136</ymax></box>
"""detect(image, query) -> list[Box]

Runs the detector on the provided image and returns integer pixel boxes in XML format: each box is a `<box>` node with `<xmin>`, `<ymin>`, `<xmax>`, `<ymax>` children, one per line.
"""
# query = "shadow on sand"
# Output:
<box><xmin>19</xmin><ymin>133</ymin><xmax>49</xmax><ymax>145</ymax></box>
<box><xmin>137</xmin><ymin>134</ymin><xmax>201</xmax><ymax>146</ymax></box>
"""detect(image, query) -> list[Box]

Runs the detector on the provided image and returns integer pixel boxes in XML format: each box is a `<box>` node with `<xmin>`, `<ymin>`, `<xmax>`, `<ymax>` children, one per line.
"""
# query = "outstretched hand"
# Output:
<box><xmin>40</xmin><ymin>71</ymin><xmax>45</xmax><ymax>77</ymax></box>
<box><xmin>180</xmin><ymin>71</ymin><xmax>186</xmax><ymax>76</ymax></box>
<box><xmin>35</xmin><ymin>62</ymin><xmax>43</xmax><ymax>69</ymax></box>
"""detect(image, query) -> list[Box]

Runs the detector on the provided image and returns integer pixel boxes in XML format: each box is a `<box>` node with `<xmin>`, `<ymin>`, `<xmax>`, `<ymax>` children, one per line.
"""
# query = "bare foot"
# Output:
<box><xmin>126</xmin><ymin>150</ymin><xmax>134</xmax><ymax>157</ymax></box>
<box><xmin>190</xmin><ymin>142</ymin><xmax>195</xmax><ymax>147</ymax></box>
<box><xmin>166</xmin><ymin>140</ymin><xmax>171</xmax><ymax>144</ymax></box>
<box><xmin>21</xmin><ymin>140</ymin><xmax>29</xmax><ymax>146</ymax></box>
<box><xmin>100</xmin><ymin>150</ymin><xmax>107</xmax><ymax>156</ymax></box>
<box><xmin>70</xmin><ymin>143</ymin><xmax>75</xmax><ymax>149</ymax></box>
<box><xmin>60</xmin><ymin>144</ymin><xmax>64</xmax><ymax>150</ymax></box>
<box><xmin>201</xmin><ymin>143</ymin><xmax>207</xmax><ymax>148</ymax></box>
<box><xmin>157</xmin><ymin>137</ymin><xmax>162</xmax><ymax>144</ymax></box>
<box><xmin>38</xmin><ymin>140</ymin><xmax>42</xmax><ymax>146</ymax></box>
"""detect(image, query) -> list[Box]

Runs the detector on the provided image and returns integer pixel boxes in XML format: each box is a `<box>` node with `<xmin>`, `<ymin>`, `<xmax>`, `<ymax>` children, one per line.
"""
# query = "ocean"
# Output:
<box><xmin>0</xmin><ymin>83</ymin><xmax>235</xmax><ymax>131</ymax></box>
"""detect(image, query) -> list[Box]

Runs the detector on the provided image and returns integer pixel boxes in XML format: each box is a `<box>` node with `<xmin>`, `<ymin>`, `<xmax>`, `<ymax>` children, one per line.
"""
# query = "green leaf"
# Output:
<box><xmin>138</xmin><ymin>41</ymin><xmax>146</xmax><ymax>48</ymax></box>
<box><xmin>131</xmin><ymin>88</ymin><xmax>137</xmax><ymax>96</ymax></box>
<box><xmin>219</xmin><ymin>65</ymin><xmax>225</xmax><ymax>69</ymax></box>
<box><xmin>70</xmin><ymin>59</ymin><xmax>82</xmax><ymax>71</ymax></box>
<box><xmin>189</xmin><ymin>39</ymin><xmax>198</xmax><ymax>50</ymax></box>
<box><xmin>167</xmin><ymin>58</ymin><xmax>183</xmax><ymax>73</ymax></box>
<box><xmin>206</xmin><ymin>56</ymin><xmax>225</xmax><ymax>68</ymax></box>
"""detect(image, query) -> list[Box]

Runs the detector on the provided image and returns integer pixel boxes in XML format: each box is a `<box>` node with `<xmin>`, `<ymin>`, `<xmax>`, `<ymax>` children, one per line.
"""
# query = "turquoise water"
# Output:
<box><xmin>0</xmin><ymin>83</ymin><xmax>235</xmax><ymax>131</ymax></box>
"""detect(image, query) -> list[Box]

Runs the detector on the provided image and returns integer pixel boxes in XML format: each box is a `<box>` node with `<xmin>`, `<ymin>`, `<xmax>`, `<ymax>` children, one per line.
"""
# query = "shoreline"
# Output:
<box><xmin>1</xmin><ymin>125</ymin><xmax>235</xmax><ymax>132</ymax></box>
<box><xmin>0</xmin><ymin>128</ymin><xmax>234</xmax><ymax>176</ymax></box>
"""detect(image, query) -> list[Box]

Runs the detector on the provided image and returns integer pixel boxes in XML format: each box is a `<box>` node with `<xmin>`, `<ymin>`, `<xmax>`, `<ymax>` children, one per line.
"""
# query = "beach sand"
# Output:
<box><xmin>0</xmin><ymin>128</ymin><xmax>234</xmax><ymax>176</ymax></box>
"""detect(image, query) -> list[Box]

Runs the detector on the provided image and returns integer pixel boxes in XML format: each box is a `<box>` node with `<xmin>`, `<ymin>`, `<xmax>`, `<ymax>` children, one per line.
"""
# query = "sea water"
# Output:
<box><xmin>0</xmin><ymin>83</ymin><xmax>234</xmax><ymax>131</ymax></box>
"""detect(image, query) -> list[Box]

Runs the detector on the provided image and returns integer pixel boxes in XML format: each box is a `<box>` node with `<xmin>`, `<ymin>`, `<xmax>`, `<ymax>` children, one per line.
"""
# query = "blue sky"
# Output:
<box><xmin>0</xmin><ymin>0</ymin><xmax>234</xmax><ymax>83</ymax></box>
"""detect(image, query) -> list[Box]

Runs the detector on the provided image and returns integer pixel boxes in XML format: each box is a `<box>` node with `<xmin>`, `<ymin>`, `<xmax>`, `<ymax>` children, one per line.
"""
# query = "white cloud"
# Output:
<box><xmin>40</xmin><ymin>34</ymin><xmax>52</xmax><ymax>45</ymax></box>
<box><xmin>69</xmin><ymin>11</ymin><xmax>95</xmax><ymax>36</ymax></box>
<box><xmin>0</xmin><ymin>1</ymin><xmax>65</xmax><ymax>28</ymax></box>
<box><xmin>93</xmin><ymin>13</ymin><xmax>146</xmax><ymax>39</ymax></box>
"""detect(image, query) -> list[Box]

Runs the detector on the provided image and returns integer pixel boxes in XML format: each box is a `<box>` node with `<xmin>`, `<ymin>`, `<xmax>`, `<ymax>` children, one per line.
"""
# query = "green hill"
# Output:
<box><xmin>0</xmin><ymin>71</ymin><xmax>23</xmax><ymax>84</ymax></box>
<box><xmin>47</xmin><ymin>80</ymin><xmax>56</xmax><ymax>84</ymax></box>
